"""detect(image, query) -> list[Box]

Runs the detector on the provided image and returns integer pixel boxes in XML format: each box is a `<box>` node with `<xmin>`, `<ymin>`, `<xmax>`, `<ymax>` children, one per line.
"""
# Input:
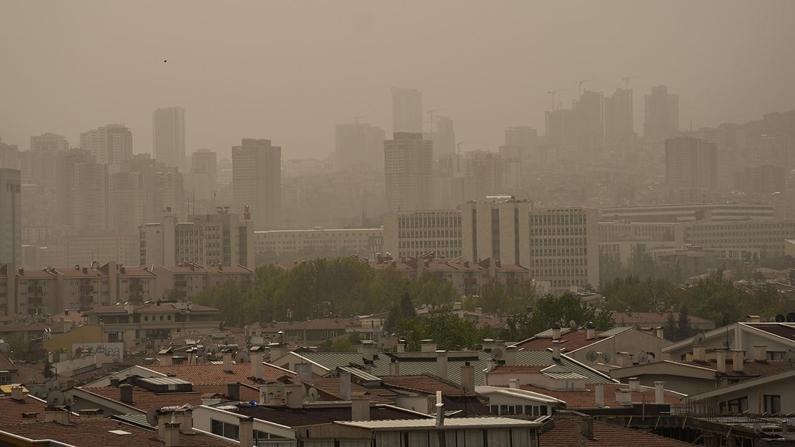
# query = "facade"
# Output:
<box><xmin>232</xmin><ymin>138</ymin><xmax>282</xmax><ymax>229</ymax></box>
<box><xmin>153</xmin><ymin>106</ymin><xmax>186</xmax><ymax>171</ymax></box>
<box><xmin>30</xmin><ymin>132</ymin><xmax>69</xmax><ymax>152</ymax></box>
<box><xmin>188</xmin><ymin>149</ymin><xmax>218</xmax><ymax>209</ymax></box>
<box><xmin>79</xmin><ymin>124</ymin><xmax>133</xmax><ymax>173</ymax></box>
<box><xmin>153</xmin><ymin>264</ymin><xmax>253</xmax><ymax>300</ymax></box>
<box><xmin>599</xmin><ymin>203</ymin><xmax>775</xmax><ymax>223</ymax></box>
<box><xmin>665</xmin><ymin>137</ymin><xmax>718</xmax><ymax>202</ymax></box>
<box><xmin>461</xmin><ymin>198</ymin><xmax>531</xmax><ymax>266</ymax></box>
<box><xmin>255</xmin><ymin>228</ymin><xmax>383</xmax><ymax>262</ymax></box>
<box><xmin>432</xmin><ymin>116</ymin><xmax>455</xmax><ymax>160</ymax></box>
<box><xmin>335</xmin><ymin>122</ymin><xmax>386</xmax><ymax>171</ymax></box>
<box><xmin>683</xmin><ymin>219</ymin><xmax>795</xmax><ymax>259</ymax></box>
<box><xmin>598</xmin><ymin>221</ymin><xmax>684</xmax><ymax>243</ymax></box>
<box><xmin>384</xmin><ymin>132</ymin><xmax>433</xmax><ymax>212</ymax></box>
<box><xmin>0</xmin><ymin>168</ymin><xmax>21</xmax><ymax>266</ymax></box>
<box><xmin>604</xmin><ymin>87</ymin><xmax>634</xmax><ymax>146</ymax></box>
<box><xmin>383</xmin><ymin>210</ymin><xmax>462</xmax><ymax>259</ymax></box>
<box><xmin>644</xmin><ymin>85</ymin><xmax>679</xmax><ymax>141</ymax></box>
<box><xmin>73</xmin><ymin>161</ymin><xmax>109</xmax><ymax>234</ymax></box>
<box><xmin>140</xmin><ymin>211</ymin><xmax>254</xmax><ymax>268</ymax></box>
<box><xmin>391</xmin><ymin>86</ymin><xmax>423</xmax><ymax>133</ymax></box>
<box><xmin>572</xmin><ymin>90</ymin><xmax>605</xmax><ymax>151</ymax></box>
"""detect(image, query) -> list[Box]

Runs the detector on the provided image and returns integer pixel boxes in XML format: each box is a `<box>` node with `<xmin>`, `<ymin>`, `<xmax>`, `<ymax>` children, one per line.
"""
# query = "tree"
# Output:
<box><xmin>663</xmin><ymin>312</ymin><xmax>678</xmax><ymax>340</ymax></box>
<box><xmin>396</xmin><ymin>312</ymin><xmax>492</xmax><ymax>351</ymax></box>
<box><xmin>501</xmin><ymin>293</ymin><xmax>614</xmax><ymax>340</ymax></box>
<box><xmin>385</xmin><ymin>293</ymin><xmax>417</xmax><ymax>333</ymax></box>
<box><xmin>676</xmin><ymin>305</ymin><xmax>693</xmax><ymax>340</ymax></box>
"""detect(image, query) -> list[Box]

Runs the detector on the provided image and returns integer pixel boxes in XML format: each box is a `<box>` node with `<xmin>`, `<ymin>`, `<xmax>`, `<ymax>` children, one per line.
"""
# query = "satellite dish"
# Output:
<box><xmin>602</xmin><ymin>352</ymin><xmax>611</xmax><ymax>363</ymax></box>
<box><xmin>47</xmin><ymin>390</ymin><xmax>65</xmax><ymax>407</ymax></box>
<box><xmin>586</xmin><ymin>351</ymin><xmax>598</xmax><ymax>362</ymax></box>
<box><xmin>307</xmin><ymin>387</ymin><xmax>319</xmax><ymax>402</ymax></box>
<box><xmin>787</xmin><ymin>312</ymin><xmax>795</xmax><ymax>323</ymax></box>
<box><xmin>146</xmin><ymin>408</ymin><xmax>159</xmax><ymax>427</ymax></box>
<box><xmin>694</xmin><ymin>333</ymin><xmax>706</xmax><ymax>344</ymax></box>
<box><xmin>776</xmin><ymin>314</ymin><xmax>786</xmax><ymax>322</ymax></box>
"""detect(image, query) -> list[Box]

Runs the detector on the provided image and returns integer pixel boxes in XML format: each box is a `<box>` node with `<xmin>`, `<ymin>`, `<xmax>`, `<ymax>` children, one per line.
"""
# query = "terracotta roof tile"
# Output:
<box><xmin>541</xmin><ymin>416</ymin><xmax>691</xmax><ymax>447</ymax></box>
<box><xmin>380</xmin><ymin>374</ymin><xmax>467</xmax><ymax>397</ymax></box>
<box><xmin>521</xmin><ymin>383</ymin><xmax>683</xmax><ymax>409</ymax></box>
<box><xmin>309</xmin><ymin>377</ymin><xmax>396</xmax><ymax>403</ymax></box>
<box><xmin>148</xmin><ymin>362</ymin><xmax>294</xmax><ymax>386</ymax></box>
<box><xmin>514</xmin><ymin>331</ymin><xmax>602</xmax><ymax>351</ymax></box>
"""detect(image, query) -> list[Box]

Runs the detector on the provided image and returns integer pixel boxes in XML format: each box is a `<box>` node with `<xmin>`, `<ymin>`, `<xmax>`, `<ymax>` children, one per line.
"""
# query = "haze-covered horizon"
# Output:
<box><xmin>2</xmin><ymin>0</ymin><xmax>795</xmax><ymax>159</ymax></box>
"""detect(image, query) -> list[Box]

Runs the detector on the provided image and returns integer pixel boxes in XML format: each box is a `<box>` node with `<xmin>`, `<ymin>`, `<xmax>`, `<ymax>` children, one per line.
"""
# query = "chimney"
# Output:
<box><xmin>692</xmin><ymin>346</ymin><xmax>706</xmax><ymax>362</ymax></box>
<box><xmin>119</xmin><ymin>383</ymin><xmax>133</xmax><ymax>404</ymax></box>
<box><xmin>503</xmin><ymin>345</ymin><xmax>518</xmax><ymax>365</ymax></box>
<box><xmin>339</xmin><ymin>370</ymin><xmax>352</xmax><ymax>400</ymax></box>
<box><xmin>421</xmin><ymin>339</ymin><xmax>437</xmax><ymax>353</ymax></box>
<box><xmin>250</xmin><ymin>348</ymin><xmax>264</xmax><ymax>380</ymax></box>
<box><xmin>187</xmin><ymin>350</ymin><xmax>195</xmax><ymax>366</ymax></box>
<box><xmin>615</xmin><ymin>388</ymin><xmax>632</xmax><ymax>406</ymax></box>
<box><xmin>223</xmin><ymin>351</ymin><xmax>233</xmax><ymax>373</ymax></box>
<box><xmin>396</xmin><ymin>339</ymin><xmax>406</xmax><ymax>353</ymax></box>
<box><xmin>654</xmin><ymin>381</ymin><xmax>665</xmax><ymax>404</ymax></box>
<box><xmin>752</xmin><ymin>345</ymin><xmax>767</xmax><ymax>362</ymax></box>
<box><xmin>461</xmin><ymin>362</ymin><xmax>475</xmax><ymax>394</ymax></box>
<box><xmin>585</xmin><ymin>322</ymin><xmax>595</xmax><ymax>340</ymax></box>
<box><xmin>159</xmin><ymin>352</ymin><xmax>173</xmax><ymax>367</ymax></box>
<box><xmin>594</xmin><ymin>383</ymin><xmax>605</xmax><ymax>407</ymax></box>
<box><xmin>655</xmin><ymin>326</ymin><xmax>665</xmax><ymax>339</ymax></box>
<box><xmin>628</xmin><ymin>377</ymin><xmax>640</xmax><ymax>392</ymax></box>
<box><xmin>227</xmin><ymin>382</ymin><xmax>240</xmax><ymax>401</ymax></box>
<box><xmin>268</xmin><ymin>342</ymin><xmax>286</xmax><ymax>361</ymax></box>
<box><xmin>285</xmin><ymin>383</ymin><xmax>305</xmax><ymax>409</ymax></box>
<box><xmin>434</xmin><ymin>390</ymin><xmax>444</xmax><ymax>427</ymax></box>
<box><xmin>508</xmin><ymin>378</ymin><xmax>519</xmax><ymax>389</ymax></box>
<box><xmin>716</xmin><ymin>348</ymin><xmax>727</xmax><ymax>373</ymax></box>
<box><xmin>436</xmin><ymin>350</ymin><xmax>449</xmax><ymax>379</ymax></box>
<box><xmin>238</xmin><ymin>417</ymin><xmax>254</xmax><ymax>447</ymax></box>
<box><xmin>358</xmin><ymin>340</ymin><xmax>376</xmax><ymax>361</ymax></box>
<box><xmin>389</xmin><ymin>358</ymin><xmax>400</xmax><ymax>376</ymax></box>
<box><xmin>295</xmin><ymin>363</ymin><xmax>313</xmax><ymax>385</ymax></box>
<box><xmin>44</xmin><ymin>407</ymin><xmax>70</xmax><ymax>425</ymax></box>
<box><xmin>551</xmin><ymin>340</ymin><xmax>561</xmax><ymax>361</ymax></box>
<box><xmin>162</xmin><ymin>421</ymin><xmax>181</xmax><ymax>447</ymax></box>
<box><xmin>10</xmin><ymin>385</ymin><xmax>24</xmax><ymax>401</ymax></box>
<box><xmin>551</xmin><ymin>323</ymin><xmax>561</xmax><ymax>341</ymax></box>
<box><xmin>732</xmin><ymin>349</ymin><xmax>745</xmax><ymax>373</ymax></box>
<box><xmin>351</xmin><ymin>395</ymin><xmax>371</xmax><ymax>421</ymax></box>
<box><xmin>747</xmin><ymin>314</ymin><xmax>761</xmax><ymax>323</ymax></box>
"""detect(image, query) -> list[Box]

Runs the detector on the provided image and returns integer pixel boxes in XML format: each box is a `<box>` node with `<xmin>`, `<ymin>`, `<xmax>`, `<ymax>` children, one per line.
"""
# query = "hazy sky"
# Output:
<box><xmin>2</xmin><ymin>0</ymin><xmax>794</xmax><ymax>159</ymax></box>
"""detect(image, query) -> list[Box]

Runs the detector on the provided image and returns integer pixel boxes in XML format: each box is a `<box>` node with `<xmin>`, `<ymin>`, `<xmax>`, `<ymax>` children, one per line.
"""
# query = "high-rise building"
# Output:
<box><xmin>334</xmin><ymin>122</ymin><xmax>386</xmax><ymax>171</ymax></box>
<box><xmin>187</xmin><ymin>149</ymin><xmax>219</xmax><ymax>213</ymax></box>
<box><xmin>80</xmin><ymin>124</ymin><xmax>133</xmax><ymax>173</ymax></box>
<box><xmin>153</xmin><ymin>106</ymin><xmax>186</xmax><ymax>171</ymax></box>
<box><xmin>572</xmin><ymin>90</ymin><xmax>605</xmax><ymax>151</ymax></box>
<box><xmin>391</xmin><ymin>87</ymin><xmax>423</xmax><ymax>133</ymax></box>
<box><xmin>503</xmin><ymin>126</ymin><xmax>538</xmax><ymax>154</ymax></box>
<box><xmin>644</xmin><ymin>85</ymin><xmax>679</xmax><ymax>141</ymax></box>
<box><xmin>433</xmin><ymin>116</ymin><xmax>455</xmax><ymax>161</ymax></box>
<box><xmin>0</xmin><ymin>168</ymin><xmax>21</xmax><ymax>265</ymax></box>
<box><xmin>384</xmin><ymin>132</ymin><xmax>433</xmax><ymax>212</ymax></box>
<box><xmin>73</xmin><ymin>161</ymin><xmax>109</xmax><ymax>234</ymax></box>
<box><xmin>604</xmin><ymin>88</ymin><xmax>634</xmax><ymax>146</ymax></box>
<box><xmin>232</xmin><ymin>139</ymin><xmax>282</xmax><ymax>229</ymax></box>
<box><xmin>30</xmin><ymin>133</ymin><xmax>69</xmax><ymax>152</ymax></box>
<box><xmin>665</xmin><ymin>137</ymin><xmax>717</xmax><ymax>202</ymax></box>
<box><xmin>545</xmin><ymin>108</ymin><xmax>574</xmax><ymax>148</ymax></box>
<box><xmin>462</xmin><ymin>198</ymin><xmax>531</xmax><ymax>266</ymax></box>
<box><xmin>54</xmin><ymin>149</ymin><xmax>95</xmax><ymax>234</ymax></box>
<box><xmin>109</xmin><ymin>171</ymin><xmax>145</xmax><ymax>235</ymax></box>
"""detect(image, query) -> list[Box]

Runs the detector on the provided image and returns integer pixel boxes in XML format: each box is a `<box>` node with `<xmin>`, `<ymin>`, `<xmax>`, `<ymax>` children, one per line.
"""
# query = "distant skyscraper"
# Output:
<box><xmin>604</xmin><ymin>88</ymin><xmax>634</xmax><ymax>146</ymax></box>
<box><xmin>80</xmin><ymin>124</ymin><xmax>133</xmax><ymax>173</ymax></box>
<box><xmin>153</xmin><ymin>106</ymin><xmax>186</xmax><ymax>171</ymax></box>
<box><xmin>391</xmin><ymin>87</ymin><xmax>423</xmax><ymax>133</ymax></box>
<box><xmin>665</xmin><ymin>136</ymin><xmax>717</xmax><ymax>202</ymax></box>
<box><xmin>232</xmin><ymin>139</ymin><xmax>282</xmax><ymax>229</ymax></box>
<box><xmin>433</xmin><ymin>116</ymin><xmax>455</xmax><ymax>161</ymax></box>
<box><xmin>55</xmin><ymin>149</ymin><xmax>94</xmax><ymax>234</ymax></box>
<box><xmin>30</xmin><ymin>133</ymin><xmax>69</xmax><ymax>152</ymax></box>
<box><xmin>644</xmin><ymin>85</ymin><xmax>679</xmax><ymax>141</ymax></box>
<box><xmin>573</xmin><ymin>90</ymin><xmax>605</xmax><ymax>151</ymax></box>
<box><xmin>384</xmin><ymin>132</ymin><xmax>433</xmax><ymax>212</ymax></box>
<box><xmin>545</xmin><ymin>108</ymin><xmax>574</xmax><ymax>148</ymax></box>
<box><xmin>188</xmin><ymin>149</ymin><xmax>218</xmax><ymax>210</ymax></box>
<box><xmin>73</xmin><ymin>161</ymin><xmax>109</xmax><ymax>234</ymax></box>
<box><xmin>335</xmin><ymin>122</ymin><xmax>385</xmax><ymax>170</ymax></box>
<box><xmin>0</xmin><ymin>168</ymin><xmax>21</xmax><ymax>266</ymax></box>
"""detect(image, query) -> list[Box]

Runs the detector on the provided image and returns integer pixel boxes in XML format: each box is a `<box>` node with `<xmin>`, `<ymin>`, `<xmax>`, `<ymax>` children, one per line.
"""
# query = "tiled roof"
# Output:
<box><xmin>149</xmin><ymin>362</ymin><xmax>294</xmax><ymax>386</ymax></box>
<box><xmin>541</xmin><ymin>416</ymin><xmax>691</xmax><ymax>447</ymax></box>
<box><xmin>235</xmin><ymin>403</ymin><xmax>431</xmax><ymax>427</ymax></box>
<box><xmin>510</xmin><ymin>351</ymin><xmax>613</xmax><ymax>384</ymax></box>
<box><xmin>380</xmin><ymin>374</ymin><xmax>467</xmax><ymax>397</ymax></box>
<box><xmin>520</xmin><ymin>383</ymin><xmax>683</xmax><ymax>409</ymax></box>
<box><xmin>613</xmin><ymin>312</ymin><xmax>713</xmax><ymax>327</ymax></box>
<box><xmin>82</xmin><ymin>384</ymin><xmax>260</xmax><ymax>413</ymax></box>
<box><xmin>513</xmin><ymin>331</ymin><xmax>603</xmax><ymax>351</ymax></box>
<box><xmin>0</xmin><ymin>395</ymin><xmax>46</xmax><ymax>425</ymax></box>
<box><xmin>746</xmin><ymin>323</ymin><xmax>795</xmax><ymax>341</ymax></box>
<box><xmin>309</xmin><ymin>377</ymin><xmax>396</xmax><ymax>403</ymax></box>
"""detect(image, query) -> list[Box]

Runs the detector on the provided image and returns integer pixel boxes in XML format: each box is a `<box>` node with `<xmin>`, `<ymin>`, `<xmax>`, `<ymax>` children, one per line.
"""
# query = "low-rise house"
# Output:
<box><xmin>612</xmin><ymin>311</ymin><xmax>715</xmax><ymax>331</ymax></box>
<box><xmin>684</xmin><ymin>369</ymin><xmax>795</xmax><ymax>415</ymax></box>
<box><xmin>540</xmin><ymin>411</ymin><xmax>692</xmax><ymax>447</ymax></box>
<box><xmin>663</xmin><ymin>320</ymin><xmax>795</xmax><ymax>362</ymax></box>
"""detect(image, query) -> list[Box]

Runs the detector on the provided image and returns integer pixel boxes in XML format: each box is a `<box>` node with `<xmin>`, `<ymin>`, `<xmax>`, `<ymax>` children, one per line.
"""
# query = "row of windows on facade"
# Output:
<box><xmin>531</xmin><ymin>248</ymin><xmax>589</xmax><ymax>257</ymax></box>
<box><xmin>532</xmin><ymin>237</ymin><xmax>588</xmax><ymax>246</ymax></box>
<box><xmin>399</xmin><ymin>241</ymin><xmax>462</xmax><ymax>248</ymax></box>
<box><xmin>530</xmin><ymin>269</ymin><xmax>589</xmax><ymax>279</ymax></box>
<box><xmin>529</xmin><ymin>213</ymin><xmax>587</xmax><ymax>225</ymax></box>
<box><xmin>399</xmin><ymin>231</ymin><xmax>461</xmax><ymax>238</ymax></box>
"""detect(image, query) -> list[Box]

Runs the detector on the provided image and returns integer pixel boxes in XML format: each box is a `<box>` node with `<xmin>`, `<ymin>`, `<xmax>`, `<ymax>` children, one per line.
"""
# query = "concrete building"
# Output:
<box><xmin>665</xmin><ymin>136</ymin><xmax>718</xmax><ymax>202</ymax></box>
<box><xmin>232</xmin><ymin>138</ymin><xmax>282</xmax><ymax>229</ymax></box>
<box><xmin>598</xmin><ymin>221</ymin><xmax>684</xmax><ymax>243</ymax></box>
<box><xmin>644</xmin><ymin>85</ymin><xmax>679</xmax><ymax>141</ymax></box>
<box><xmin>79</xmin><ymin>124</ymin><xmax>133</xmax><ymax>173</ymax></box>
<box><xmin>30</xmin><ymin>132</ymin><xmax>69</xmax><ymax>152</ymax></box>
<box><xmin>255</xmin><ymin>228</ymin><xmax>383</xmax><ymax>262</ymax></box>
<box><xmin>384</xmin><ymin>132</ymin><xmax>433</xmax><ymax>212</ymax></box>
<box><xmin>187</xmin><ymin>149</ymin><xmax>218</xmax><ymax>212</ymax></box>
<box><xmin>683</xmin><ymin>219</ymin><xmax>795</xmax><ymax>259</ymax></box>
<box><xmin>604</xmin><ymin>87</ymin><xmax>634</xmax><ymax>147</ymax></box>
<box><xmin>383</xmin><ymin>210</ymin><xmax>462</xmax><ymax>259</ymax></box>
<box><xmin>140</xmin><ymin>210</ymin><xmax>254</xmax><ymax>268</ymax></box>
<box><xmin>335</xmin><ymin>122</ymin><xmax>385</xmax><ymax>171</ymax></box>
<box><xmin>391</xmin><ymin>86</ymin><xmax>423</xmax><ymax>133</ymax></box>
<box><xmin>0</xmin><ymin>168</ymin><xmax>21</xmax><ymax>266</ymax></box>
<box><xmin>572</xmin><ymin>90</ymin><xmax>605</xmax><ymax>151</ymax></box>
<box><xmin>462</xmin><ymin>198</ymin><xmax>531</xmax><ymax>266</ymax></box>
<box><xmin>60</xmin><ymin>234</ymin><xmax>140</xmax><ymax>267</ymax></box>
<box><xmin>432</xmin><ymin>116</ymin><xmax>455</xmax><ymax>161</ymax></box>
<box><xmin>599</xmin><ymin>203</ymin><xmax>775</xmax><ymax>223</ymax></box>
<box><xmin>153</xmin><ymin>106</ymin><xmax>186</xmax><ymax>171</ymax></box>
<box><xmin>72</xmin><ymin>161</ymin><xmax>109</xmax><ymax>234</ymax></box>
<box><xmin>153</xmin><ymin>264</ymin><xmax>253</xmax><ymax>300</ymax></box>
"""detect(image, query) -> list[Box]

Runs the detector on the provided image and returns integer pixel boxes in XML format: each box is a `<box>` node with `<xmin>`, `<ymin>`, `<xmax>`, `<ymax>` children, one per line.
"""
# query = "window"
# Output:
<box><xmin>210</xmin><ymin>419</ymin><xmax>239</xmax><ymax>440</ymax></box>
<box><xmin>721</xmin><ymin>397</ymin><xmax>749</xmax><ymax>414</ymax></box>
<box><xmin>764</xmin><ymin>395</ymin><xmax>781</xmax><ymax>414</ymax></box>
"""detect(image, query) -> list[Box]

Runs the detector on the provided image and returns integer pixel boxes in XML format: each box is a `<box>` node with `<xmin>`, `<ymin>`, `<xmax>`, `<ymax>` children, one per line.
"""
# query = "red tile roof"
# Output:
<box><xmin>541</xmin><ymin>416</ymin><xmax>691</xmax><ymax>447</ymax></box>
<box><xmin>613</xmin><ymin>312</ymin><xmax>713</xmax><ymax>327</ymax></box>
<box><xmin>514</xmin><ymin>331</ymin><xmax>601</xmax><ymax>351</ymax></box>
<box><xmin>83</xmin><ymin>384</ymin><xmax>259</xmax><ymax>413</ymax></box>
<box><xmin>380</xmin><ymin>374</ymin><xmax>467</xmax><ymax>397</ymax></box>
<box><xmin>0</xmin><ymin>394</ymin><xmax>46</xmax><ymax>425</ymax></box>
<box><xmin>520</xmin><ymin>383</ymin><xmax>683</xmax><ymax>409</ymax></box>
<box><xmin>310</xmin><ymin>377</ymin><xmax>396</xmax><ymax>403</ymax></box>
<box><xmin>148</xmin><ymin>362</ymin><xmax>294</xmax><ymax>386</ymax></box>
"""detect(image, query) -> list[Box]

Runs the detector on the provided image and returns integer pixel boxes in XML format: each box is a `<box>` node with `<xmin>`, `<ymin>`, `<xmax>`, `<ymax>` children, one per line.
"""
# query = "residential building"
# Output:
<box><xmin>79</xmin><ymin>124</ymin><xmax>133</xmax><ymax>173</ymax></box>
<box><xmin>30</xmin><ymin>132</ymin><xmax>69</xmax><ymax>152</ymax></box>
<box><xmin>382</xmin><ymin>209</ymin><xmax>462</xmax><ymax>259</ymax></box>
<box><xmin>60</xmin><ymin>234</ymin><xmax>140</xmax><ymax>268</ymax></box>
<box><xmin>152</xmin><ymin>264</ymin><xmax>253</xmax><ymax>301</ymax></box>
<box><xmin>572</xmin><ymin>90</ymin><xmax>605</xmax><ymax>151</ymax></box>
<box><xmin>462</xmin><ymin>198</ymin><xmax>531</xmax><ymax>266</ymax></box>
<box><xmin>391</xmin><ymin>87</ymin><xmax>423</xmax><ymax>133</ymax></box>
<box><xmin>604</xmin><ymin>87</ymin><xmax>635</xmax><ymax>147</ymax></box>
<box><xmin>254</xmin><ymin>227</ymin><xmax>383</xmax><ymax>263</ymax></box>
<box><xmin>545</xmin><ymin>108</ymin><xmax>575</xmax><ymax>149</ymax></box>
<box><xmin>599</xmin><ymin>203</ymin><xmax>775</xmax><ymax>223</ymax></box>
<box><xmin>384</xmin><ymin>132</ymin><xmax>433</xmax><ymax>212</ymax></box>
<box><xmin>187</xmin><ymin>149</ymin><xmax>219</xmax><ymax>214</ymax></box>
<box><xmin>684</xmin><ymin>369</ymin><xmax>795</xmax><ymax>415</ymax></box>
<box><xmin>54</xmin><ymin>149</ymin><xmax>95</xmax><ymax>234</ymax></box>
<box><xmin>644</xmin><ymin>85</ymin><xmax>679</xmax><ymax>141</ymax></box>
<box><xmin>139</xmin><ymin>210</ymin><xmax>254</xmax><ymax>268</ymax></box>
<box><xmin>665</xmin><ymin>137</ymin><xmax>718</xmax><ymax>202</ymax></box>
<box><xmin>153</xmin><ymin>106</ymin><xmax>186</xmax><ymax>171</ymax></box>
<box><xmin>335</xmin><ymin>122</ymin><xmax>386</xmax><ymax>171</ymax></box>
<box><xmin>232</xmin><ymin>138</ymin><xmax>282</xmax><ymax>229</ymax></box>
<box><xmin>72</xmin><ymin>161</ymin><xmax>109</xmax><ymax>234</ymax></box>
<box><xmin>432</xmin><ymin>116</ymin><xmax>455</xmax><ymax>160</ymax></box>
<box><xmin>663</xmin><ymin>321</ymin><xmax>795</xmax><ymax>362</ymax></box>
<box><xmin>0</xmin><ymin>168</ymin><xmax>21</xmax><ymax>265</ymax></box>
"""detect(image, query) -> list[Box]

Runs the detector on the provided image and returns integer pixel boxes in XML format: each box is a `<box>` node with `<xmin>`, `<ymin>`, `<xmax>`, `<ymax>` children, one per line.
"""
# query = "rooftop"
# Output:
<box><xmin>81</xmin><ymin>383</ymin><xmax>259</xmax><ymax>413</ymax></box>
<box><xmin>336</xmin><ymin>416</ymin><xmax>542</xmax><ymax>430</ymax></box>
<box><xmin>148</xmin><ymin>362</ymin><xmax>294</xmax><ymax>385</ymax></box>
<box><xmin>540</xmin><ymin>415</ymin><xmax>691</xmax><ymax>447</ymax></box>
<box><xmin>235</xmin><ymin>402</ymin><xmax>431</xmax><ymax>427</ymax></box>
<box><xmin>520</xmin><ymin>383</ymin><xmax>683</xmax><ymax>409</ymax></box>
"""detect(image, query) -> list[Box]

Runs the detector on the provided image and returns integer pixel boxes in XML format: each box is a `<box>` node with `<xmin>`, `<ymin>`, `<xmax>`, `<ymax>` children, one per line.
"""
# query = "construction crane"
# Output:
<box><xmin>577</xmin><ymin>79</ymin><xmax>591</xmax><ymax>96</ymax></box>
<box><xmin>546</xmin><ymin>89</ymin><xmax>566</xmax><ymax>110</ymax></box>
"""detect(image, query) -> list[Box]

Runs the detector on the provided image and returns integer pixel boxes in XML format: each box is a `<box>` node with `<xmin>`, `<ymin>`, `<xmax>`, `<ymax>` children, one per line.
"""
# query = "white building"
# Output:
<box><xmin>255</xmin><ymin>228</ymin><xmax>383</xmax><ymax>262</ymax></box>
<box><xmin>462</xmin><ymin>198</ymin><xmax>531</xmax><ymax>266</ymax></box>
<box><xmin>383</xmin><ymin>210</ymin><xmax>462</xmax><ymax>259</ymax></box>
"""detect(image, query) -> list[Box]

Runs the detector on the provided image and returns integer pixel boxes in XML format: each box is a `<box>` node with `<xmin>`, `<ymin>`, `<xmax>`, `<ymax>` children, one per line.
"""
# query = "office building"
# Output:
<box><xmin>644</xmin><ymin>85</ymin><xmax>679</xmax><ymax>141</ymax></box>
<box><xmin>30</xmin><ymin>132</ymin><xmax>68</xmax><ymax>152</ymax></box>
<box><xmin>391</xmin><ymin>87</ymin><xmax>423</xmax><ymax>133</ymax></box>
<box><xmin>683</xmin><ymin>220</ymin><xmax>795</xmax><ymax>259</ymax></box>
<box><xmin>0</xmin><ymin>169</ymin><xmax>21</xmax><ymax>266</ymax></box>
<box><xmin>255</xmin><ymin>228</ymin><xmax>383</xmax><ymax>262</ymax></box>
<box><xmin>433</xmin><ymin>116</ymin><xmax>456</xmax><ymax>160</ymax></box>
<box><xmin>665</xmin><ymin>136</ymin><xmax>717</xmax><ymax>202</ymax></box>
<box><xmin>384</xmin><ymin>132</ymin><xmax>433</xmax><ymax>212</ymax></box>
<box><xmin>600</xmin><ymin>203</ymin><xmax>775</xmax><ymax>223</ymax></box>
<box><xmin>153</xmin><ymin>106</ymin><xmax>186</xmax><ymax>171</ymax></box>
<box><xmin>232</xmin><ymin>138</ymin><xmax>282</xmax><ymax>229</ymax></box>
<box><xmin>573</xmin><ymin>90</ymin><xmax>605</xmax><ymax>151</ymax></box>
<box><xmin>139</xmin><ymin>210</ymin><xmax>254</xmax><ymax>268</ymax></box>
<box><xmin>462</xmin><ymin>198</ymin><xmax>531</xmax><ymax>266</ymax></box>
<box><xmin>73</xmin><ymin>161</ymin><xmax>109</xmax><ymax>234</ymax></box>
<box><xmin>604</xmin><ymin>88</ymin><xmax>634</xmax><ymax>146</ymax></box>
<box><xmin>383</xmin><ymin>210</ymin><xmax>462</xmax><ymax>259</ymax></box>
<box><xmin>334</xmin><ymin>122</ymin><xmax>385</xmax><ymax>171</ymax></box>
<box><xmin>79</xmin><ymin>124</ymin><xmax>133</xmax><ymax>173</ymax></box>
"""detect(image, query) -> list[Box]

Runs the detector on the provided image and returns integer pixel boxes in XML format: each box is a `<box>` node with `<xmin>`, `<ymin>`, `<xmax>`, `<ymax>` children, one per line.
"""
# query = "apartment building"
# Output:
<box><xmin>383</xmin><ymin>209</ymin><xmax>463</xmax><ymax>259</ymax></box>
<box><xmin>461</xmin><ymin>198</ymin><xmax>532</xmax><ymax>266</ymax></box>
<box><xmin>255</xmin><ymin>228</ymin><xmax>383</xmax><ymax>262</ymax></box>
<box><xmin>153</xmin><ymin>264</ymin><xmax>253</xmax><ymax>301</ymax></box>
<box><xmin>600</xmin><ymin>203</ymin><xmax>775</xmax><ymax>223</ymax></box>
<box><xmin>683</xmin><ymin>219</ymin><xmax>795</xmax><ymax>259</ymax></box>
